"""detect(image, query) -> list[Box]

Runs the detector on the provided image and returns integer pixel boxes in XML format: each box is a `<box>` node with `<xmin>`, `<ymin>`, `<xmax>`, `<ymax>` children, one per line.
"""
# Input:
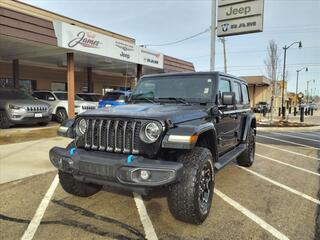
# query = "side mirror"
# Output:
<box><xmin>48</xmin><ymin>96</ymin><xmax>55</xmax><ymax>101</ymax></box>
<box><xmin>125</xmin><ymin>94</ymin><xmax>131</xmax><ymax>102</ymax></box>
<box><xmin>222</xmin><ymin>92</ymin><xmax>235</xmax><ymax>106</ymax></box>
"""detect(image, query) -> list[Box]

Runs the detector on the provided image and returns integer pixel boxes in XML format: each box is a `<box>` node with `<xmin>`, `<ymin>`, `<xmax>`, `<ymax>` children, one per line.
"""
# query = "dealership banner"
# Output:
<box><xmin>53</xmin><ymin>21</ymin><xmax>164</xmax><ymax>69</ymax></box>
<box><xmin>217</xmin><ymin>0</ymin><xmax>264</xmax><ymax>37</ymax></box>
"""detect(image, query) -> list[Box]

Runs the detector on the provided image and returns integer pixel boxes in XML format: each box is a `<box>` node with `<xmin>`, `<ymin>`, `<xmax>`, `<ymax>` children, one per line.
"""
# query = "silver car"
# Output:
<box><xmin>0</xmin><ymin>88</ymin><xmax>52</xmax><ymax>129</ymax></box>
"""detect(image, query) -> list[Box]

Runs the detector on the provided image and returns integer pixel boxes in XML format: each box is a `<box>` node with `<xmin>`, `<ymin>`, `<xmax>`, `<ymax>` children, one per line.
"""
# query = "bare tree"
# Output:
<box><xmin>264</xmin><ymin>40</ymin><xmax>281</xmax><ymax>81</ymax></box>
<box><xmin>264</xmin><ymin>40</ymin><xmax>281</xmax><ymax>121</ymax></box>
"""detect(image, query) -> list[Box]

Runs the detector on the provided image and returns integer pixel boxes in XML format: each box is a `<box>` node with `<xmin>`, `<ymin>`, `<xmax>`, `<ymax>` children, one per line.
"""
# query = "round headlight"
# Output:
<box><xmin>141</xmin><ymin>122</ymin><xmax>162</xmax><ymax>143</ymax></box>
<box><xmin>77</xmin><ymin>119</ymin><xmax>87</xmax><ymax>135</ymax></box>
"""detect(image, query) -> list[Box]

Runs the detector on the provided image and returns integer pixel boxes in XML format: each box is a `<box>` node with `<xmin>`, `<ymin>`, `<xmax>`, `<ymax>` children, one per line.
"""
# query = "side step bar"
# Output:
<box><xmin>214</xmin><ymin>144</ymin><xmax>246</xmax><ymax>171</ymax></box>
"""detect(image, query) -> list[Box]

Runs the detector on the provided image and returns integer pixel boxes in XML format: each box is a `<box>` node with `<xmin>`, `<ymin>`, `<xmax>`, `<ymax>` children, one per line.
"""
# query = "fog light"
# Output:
<box><xmin>140</xmin><ymin>170</ymin><xmax>151</xmax><ymax>180</ymax></box>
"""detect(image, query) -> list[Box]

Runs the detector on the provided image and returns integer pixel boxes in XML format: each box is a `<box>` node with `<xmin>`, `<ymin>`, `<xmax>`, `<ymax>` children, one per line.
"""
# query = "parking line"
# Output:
<box><xmin>256</xmin><ymin>153</ymin><xmax>320</xmax><ymax>176</ymax></box>
<box><xmin>21</xmin><ymin>174</ymin><xmax>59</xmax><ymax>240</ymax></box>
<box><xmin>257</xmin><ymin>134</ymin><xmax>319</xmax><ymax>150</ymax></box>
<box><xmin>256</xmin><ymin>142</ymin><xmax>319</xmax><ymax>161</ymax></box>
<box><xmin>215</xmin><ymin>189</ymin><xmax>290</xmax><ymax>240</ymax></box>
<box><xmin>293</xmin><ymin>132</ymin><xmax>320</xmax><ymax>138</ymax></box>
<box><xmin>133</xmin><ymin>192</ymin><xmax>158</xmax><ymax>240</ymax></box>
<box><xmin>269</xmin><ymin>132</ymin><xmax>320</xmax><ymax>143</ymax></box>
<box><xmin>238</xmin><ymin>166</ymin><xmax>320</xmax><ymax>205</ymax></box>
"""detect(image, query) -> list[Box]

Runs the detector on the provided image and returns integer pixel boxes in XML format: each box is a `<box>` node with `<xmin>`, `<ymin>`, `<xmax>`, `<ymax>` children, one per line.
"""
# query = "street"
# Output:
<box><xmin>0</xmin><ymin>129</ymin><xmax>319</xmax><ymax>240</ymax></box>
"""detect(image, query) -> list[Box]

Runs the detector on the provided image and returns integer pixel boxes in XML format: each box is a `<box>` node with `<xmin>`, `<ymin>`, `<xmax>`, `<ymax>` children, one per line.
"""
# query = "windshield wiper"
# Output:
<box><xmin>131</xmin><ymin>92</ymin><xmax>155</xmax><ymax>104</ymax></box>
<box><xmin>158</xmin><ymin>97</ymin><xmax>190</xmax><ymax>105</ymax></box>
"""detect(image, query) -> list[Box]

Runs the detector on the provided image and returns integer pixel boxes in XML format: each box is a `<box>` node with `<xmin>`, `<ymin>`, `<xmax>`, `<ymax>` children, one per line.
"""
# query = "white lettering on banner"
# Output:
<box><xmin>53</xmin><ymin>21</ymin><xmax>164</xmax><ymax>69</ymax></box>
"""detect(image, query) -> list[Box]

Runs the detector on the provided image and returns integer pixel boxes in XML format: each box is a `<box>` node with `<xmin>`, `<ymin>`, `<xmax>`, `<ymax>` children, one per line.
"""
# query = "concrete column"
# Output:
<box><xmin>87</xmin><ymin>67</ymin><xmax>93</xmax><ymax>92</ymax></box>
<box><xmin>13</xmin><ymin>59</ymin><xmax>19</xmax><ymax>88</ymax></box>
<box><xmin>137</xmin><ymin>64</ymin><xmax>142</xmax><ymax>81</ymax></box>
<box><xmin>67</xmin><ymin>52</ymin><xmax>75</xmax><ymax>118</ymax></box>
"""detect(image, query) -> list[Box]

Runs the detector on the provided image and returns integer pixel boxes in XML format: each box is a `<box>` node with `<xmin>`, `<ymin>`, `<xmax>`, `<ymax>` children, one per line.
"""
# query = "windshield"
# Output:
<box><xmin>54</xmin><ymin>92</ymin><xmax>83</xmax><ymax>100</ymax></box>
<box><xmin>131</xmin><ymin>75</ymin><xmax>213</xmax><ymax>103</ymax></box>
<box><xmin>77</xmin><ymin>94</ymin><xmax>102</xmax><ymax>102</ymax></box>
<box><xmin>102</xmin><ymin>92</ymin><xmax>125</xmax><ymax>101</ymax></box>
<box><xmin>257</xmin><ymin>102</ymin><xmax>267</xmax><ymax>105</ymax></box>
<box><xmin>0</xmin><ymin>89</ymin><xmax>34</xmax><ymax>100</ymax></box>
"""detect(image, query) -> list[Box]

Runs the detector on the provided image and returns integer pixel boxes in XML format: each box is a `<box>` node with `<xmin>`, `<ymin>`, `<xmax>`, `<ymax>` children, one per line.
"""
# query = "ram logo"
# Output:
<box><xmin>221</xmin><ymin>23</ymin><xmax>229</xmax><ymax>32</ymax></box>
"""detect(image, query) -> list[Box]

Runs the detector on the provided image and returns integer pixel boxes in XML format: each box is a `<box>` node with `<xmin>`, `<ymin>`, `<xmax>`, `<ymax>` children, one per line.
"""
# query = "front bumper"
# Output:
<box><xmin>8</xmin><ymin>109</ymin><xmax>52</xmax><ymax>124</ymax></box>
<box><xmin>49</xmin><ymin>147</ymin><xmax>183</xmax><ymax>189</ymax></box>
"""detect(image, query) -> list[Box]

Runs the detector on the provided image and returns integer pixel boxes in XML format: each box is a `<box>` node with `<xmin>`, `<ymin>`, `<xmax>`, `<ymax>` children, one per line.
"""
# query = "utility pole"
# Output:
<box><xmin>306</xmin><ymin>80</ymin><xmax>310</xmax><ymax>103</ymax></box>
<box><xmin>210</xmin><ymin>0</ymin><xmax>217</xmax><ymax>71</ymax></box>
<box><xmin>220</xmin><ymin>37</ymin><xmax>227</xmax><ymax>73</ymax></box>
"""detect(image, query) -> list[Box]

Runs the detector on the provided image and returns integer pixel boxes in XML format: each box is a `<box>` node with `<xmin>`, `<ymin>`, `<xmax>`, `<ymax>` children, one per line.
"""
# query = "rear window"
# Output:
<box><xmin>241</xmin><ymin>84</ymin><xmax>249</xmax><ymax>105</ymax></box>
<box><xmin>102</xmin><ymin>92</ymin><xmax>124</xmax><ymax>100</ymax></box>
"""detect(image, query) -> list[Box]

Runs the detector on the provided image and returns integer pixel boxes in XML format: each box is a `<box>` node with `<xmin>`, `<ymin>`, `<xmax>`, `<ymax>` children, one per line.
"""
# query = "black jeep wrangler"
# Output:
<box><xmin>49</xmin><ymin>72</ymin><xmax>256</xmax><ymax>224</ymax></box>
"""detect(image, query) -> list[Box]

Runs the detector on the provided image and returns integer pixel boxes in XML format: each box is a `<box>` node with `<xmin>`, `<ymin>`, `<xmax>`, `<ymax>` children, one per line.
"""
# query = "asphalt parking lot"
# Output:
<box><xmin>0</xmin><ymin>129</ymin><xmax>319</xmax><ymax>240</ymax></box>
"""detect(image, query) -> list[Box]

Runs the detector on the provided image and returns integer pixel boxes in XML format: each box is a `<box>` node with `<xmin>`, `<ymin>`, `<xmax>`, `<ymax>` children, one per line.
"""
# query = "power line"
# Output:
<box><xmin>142</xmin><ymin>27</ymin><xmax>211</xmax><ymax>47</ymax></box>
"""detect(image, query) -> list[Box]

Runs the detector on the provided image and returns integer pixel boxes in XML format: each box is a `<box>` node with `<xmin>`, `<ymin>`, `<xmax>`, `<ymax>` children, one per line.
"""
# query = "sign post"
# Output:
<box><xmin>210</xmin><ymin>0</ymin><xmax>217</xmax><ymax>71</ymax></box>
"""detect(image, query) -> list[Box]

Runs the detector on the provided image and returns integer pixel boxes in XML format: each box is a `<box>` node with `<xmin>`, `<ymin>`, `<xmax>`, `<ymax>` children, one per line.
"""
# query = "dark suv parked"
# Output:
<box><xmin>50</xmin><ymin>72</ymin><xmax>256</xmax><ymax>224</ymax></box>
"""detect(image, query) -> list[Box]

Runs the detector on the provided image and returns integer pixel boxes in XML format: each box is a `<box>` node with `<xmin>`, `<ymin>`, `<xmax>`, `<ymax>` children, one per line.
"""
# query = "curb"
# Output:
<box><xmin>0</xmin><ymin>124</ymin><xmax>59</xmax><ymax>136</ymax></box>
<box><xmin>257</xmin><ymin>125</ymin><xmax>320</xmax><ymax>132</ymax></box>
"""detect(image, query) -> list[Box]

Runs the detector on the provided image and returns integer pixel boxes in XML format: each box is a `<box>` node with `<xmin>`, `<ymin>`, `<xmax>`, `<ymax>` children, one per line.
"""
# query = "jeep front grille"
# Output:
<box><xmin>84</xmin><ymin>119</ymin><xmax>142</xmax><ymax>154</ymax></box>
<box><xmin>82</xmin><ymin>106</ymin><xmax>96</xmax><ymax>110</ymax></box>
<box><xmin>25</xmin><ymin>106</ymin><xmax>48</xmax><ymax>112</ymax></box>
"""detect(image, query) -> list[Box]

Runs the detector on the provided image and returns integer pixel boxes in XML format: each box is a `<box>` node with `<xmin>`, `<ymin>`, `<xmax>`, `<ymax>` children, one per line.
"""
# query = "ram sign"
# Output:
<box><xmin>217</xmin><ymin>0</ymin><xmax>264</xmax><ymax>37</ymax></box>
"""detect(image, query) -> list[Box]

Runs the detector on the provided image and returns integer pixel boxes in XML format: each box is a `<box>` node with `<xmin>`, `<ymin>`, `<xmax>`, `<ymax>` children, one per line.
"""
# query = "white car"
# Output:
<box><xmin>33</xmin><ymin>90</ymin><xmax>97</xmax><ymax>123</ymax></box>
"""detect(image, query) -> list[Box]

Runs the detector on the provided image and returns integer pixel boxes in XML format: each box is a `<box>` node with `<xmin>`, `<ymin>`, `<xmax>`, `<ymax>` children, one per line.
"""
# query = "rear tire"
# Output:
<box><xmin>55</xmin><ymin>108</ymin><xmax>68</xmax><ymax>123</ymax></box>
<box><xmin>237</xmin><ymin>127</ymin><xmax>255</xmax><ymax>167</ymax></box>
<box><xmin>167</xmin><ymin>147</ymin><xmax>215</xmax><ymax>224</ymax></box>
<box><xmin>0</xmin><ymin>111</ymin><xmax>10</xmax><ymax>129</ymax></box>
<box><xmin>58</xmin><ymin>170</ymin><xmax>102</xmax><ymax>197</ymax></box>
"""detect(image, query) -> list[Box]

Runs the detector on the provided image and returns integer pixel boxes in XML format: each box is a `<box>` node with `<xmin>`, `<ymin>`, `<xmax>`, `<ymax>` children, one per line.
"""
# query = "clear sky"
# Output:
<box><xmin>23</xmin><ymin>0</ymin><xmax>320</xmax><ymax>96</ymax></box>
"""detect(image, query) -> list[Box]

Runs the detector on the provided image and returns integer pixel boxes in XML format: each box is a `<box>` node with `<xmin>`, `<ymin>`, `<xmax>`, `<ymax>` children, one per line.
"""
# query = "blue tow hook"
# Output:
<box><xmin>69</xmin><ymin>147</ymin><xmax>76</xmax><ymax>156</ymax></box>
<box><xmin>127</xmin><ymin>155</ymin><xmax>134</xmax><ymax>164</ymax></box>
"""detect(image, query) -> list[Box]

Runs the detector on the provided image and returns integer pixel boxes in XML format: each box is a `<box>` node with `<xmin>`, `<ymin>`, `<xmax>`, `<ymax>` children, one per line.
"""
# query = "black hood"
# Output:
<box><xmin>79</xmin><ymin>103</ymin><xmax>209</xmax><ymax>124</ymax></box>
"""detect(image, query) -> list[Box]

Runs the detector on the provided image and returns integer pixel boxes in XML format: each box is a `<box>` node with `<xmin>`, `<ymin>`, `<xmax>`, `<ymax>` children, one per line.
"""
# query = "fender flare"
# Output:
<box><xmin>58</xmin><ymin>119</ymin><xmax>75</xmax><ymax>138</ymax></box>
<box><xmin>161</xmin><ymin>122</ymin><xmax>218</xmax><ymax>150</ymax></box>
<box><xmin>241</xmin><ymin>114</ymin><xmax>256</xmax><ymax>142</ymax></box>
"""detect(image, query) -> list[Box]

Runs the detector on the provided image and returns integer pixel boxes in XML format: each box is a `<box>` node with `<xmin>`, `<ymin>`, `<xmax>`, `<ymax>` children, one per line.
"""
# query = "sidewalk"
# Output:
<box><xmin>0</xmin><ymin>137</ymin><xmax>71</xmax><ymax>184</ymax></box>
<box><xmin>256</xmin><ymin>109</ymin><xmax>320</xmax><ymax>125</ymax></box>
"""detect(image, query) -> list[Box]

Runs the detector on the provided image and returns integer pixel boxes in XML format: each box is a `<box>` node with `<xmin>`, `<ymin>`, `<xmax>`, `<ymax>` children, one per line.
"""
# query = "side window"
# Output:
<box><xmin>45</xmin><ymin>92</ymin><xmax>55</xmax><ymax>101</ymax></box>
<box><xmin>233</xmin><ymin>82</ymin><xmax>242</xmax><ymax>104</ymax></box>
<box><xmin>33</xmin><ymin>92</ymin><xmax>45</xmax><ymax>100</ymax></box>
<box><xmin>241</xmin><ymin>84</ymin><xmax>249</xmax><ymax>105</ymax></box>
<box><xmin>218</xmin><ymin>79</ymin><xmax>231</xmax><ymax>104</ymax></box>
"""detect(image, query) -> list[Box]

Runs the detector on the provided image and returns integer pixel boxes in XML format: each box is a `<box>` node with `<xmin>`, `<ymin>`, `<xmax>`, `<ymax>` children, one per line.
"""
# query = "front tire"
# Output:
<box><xmin>167</xmin><ymin>147</ymin><xmax>215</xmax><ymax>224</ymax></box>
<box><xmin>55</xmin><ymin>108</ymin><xmax>68</xmax><ymax>123</ymax></box>
<box><xmin>0</xmin><ymin>111</ymin><xmax>10</xmax><ymax>129</ymax></box>
<box><xmin>58</xmin><ymin>170</ymin><xmax>102</xmax><ymax>197</ymax></box>
<box><xmin>237</xmin><ymin>127</ymin><xmax>255</xmax><ymax>167</ymax></box>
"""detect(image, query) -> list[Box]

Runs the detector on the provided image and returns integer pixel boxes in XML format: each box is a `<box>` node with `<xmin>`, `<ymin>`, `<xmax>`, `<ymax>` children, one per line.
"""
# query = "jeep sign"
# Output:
<box><xmin>217</xmin><ymin>0</ymin><xmax>264</xmax><ymax>37</ymax></box>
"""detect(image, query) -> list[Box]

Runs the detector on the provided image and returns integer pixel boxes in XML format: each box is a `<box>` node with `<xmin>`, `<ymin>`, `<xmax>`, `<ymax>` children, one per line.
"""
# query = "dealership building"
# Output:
<box><xmin>0</xmin><ymin>0</ymin><xmax>194</xmax><ymax>117</ymax></box>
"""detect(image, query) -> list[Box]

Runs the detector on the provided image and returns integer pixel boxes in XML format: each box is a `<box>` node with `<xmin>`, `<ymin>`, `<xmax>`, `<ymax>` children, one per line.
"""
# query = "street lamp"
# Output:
<box><xmin>281</xmin><ymin>41</ymin><xmax>302</xmax><ymax>119</ymax></box>
<box><xmin>295</xmin><ymin>67</ymin><xmax>308</xmax><ymax>106</ymax></box>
